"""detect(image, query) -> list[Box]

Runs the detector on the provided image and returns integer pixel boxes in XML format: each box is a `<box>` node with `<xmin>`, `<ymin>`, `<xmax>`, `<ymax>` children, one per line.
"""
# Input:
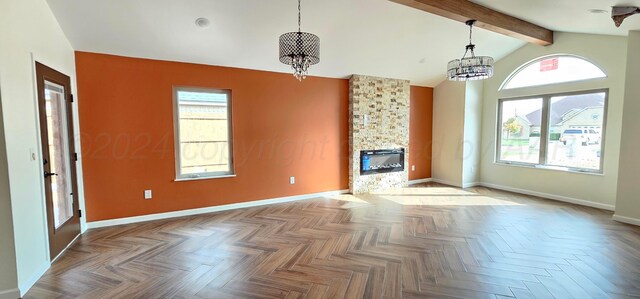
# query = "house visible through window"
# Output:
<box><xmin>497</xmin><ymin>55</ymin><xmax>608</xmax><ymax>173</ymax></box>
<box><xmin>498</xmin><ymin>97</ymin><xmax>542</xmax><ymax>164</ymax></box>
<box><xmin>497</xmin><ymin>91</ymin><xmax>607</xmax><ymax>173</ymax></box>
<box><xmin>174</xmin><ymin>88</ymin><xmax>233</xmax><ymax>179</ymax></box>
<box><xmin>546</xmin><ymin>93</ymin><xmax>605</xmax><ymax>170</ymax></box>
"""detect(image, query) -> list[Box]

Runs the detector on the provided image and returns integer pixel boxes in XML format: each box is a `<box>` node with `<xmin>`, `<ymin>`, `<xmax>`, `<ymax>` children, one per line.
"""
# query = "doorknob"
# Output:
<box><xmin>44</xmin><ymin>171</ymin><xmax>58</xmax><ymax>178</ymax></box>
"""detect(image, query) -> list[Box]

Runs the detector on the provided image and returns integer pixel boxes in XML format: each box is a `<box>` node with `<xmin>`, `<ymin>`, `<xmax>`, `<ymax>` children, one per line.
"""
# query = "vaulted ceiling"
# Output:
<box><xmin>471</xmin><ymin>0</ymin><xmax>640</xmax><ymax>36</ymax></box>
<box><xmin>47</xmin><ymin>0</ymin><xmax>640</xmax><ymax>87</ymax></box>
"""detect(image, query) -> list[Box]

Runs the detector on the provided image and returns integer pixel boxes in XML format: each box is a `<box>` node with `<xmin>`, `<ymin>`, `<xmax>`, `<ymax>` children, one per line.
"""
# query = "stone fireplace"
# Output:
<box><xmin>349</xmin><ymin>75</ymin><xmax>410</xmax><ymax>194</ymax></box>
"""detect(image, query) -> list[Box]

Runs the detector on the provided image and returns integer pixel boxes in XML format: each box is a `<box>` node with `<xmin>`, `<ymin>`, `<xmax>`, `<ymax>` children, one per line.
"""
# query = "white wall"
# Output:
<box><xmin>614</xmin><ymin>31</ymin><xmax>640</xmax><ymax>224</ymax></box>
<box><xmin>480</xmin><ymin>32</ymin><xmax>627</xmax><ymax>210</ymax></box>
<box><xmin>432</xmin><ymin>80</ymin><xmax>465</xmax><ymax>187</ymax></box>
<box><xmin>0</xmin><ymin>82</ymin><xmax>19</xmax><ymax>299</ymax></box>
<box><xmin>462</xmin><ymin>81</ymin><xmax>483</xmax><ymax>187</ymax></box>
<box><xmin>432</xmin><ymin>80</ymin><xmax>484</xmax><ymax>188</ymax></box>
<box><xmin>0</xmin><ymin>0</ymin><xmax>85</xmax><ymax>296</ymax></box>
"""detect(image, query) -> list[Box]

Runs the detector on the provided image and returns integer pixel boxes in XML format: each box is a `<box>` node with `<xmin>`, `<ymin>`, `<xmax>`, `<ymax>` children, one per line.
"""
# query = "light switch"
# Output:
<box><xmin>290</xmin><ymin>177</ymin><xmax>295</xmax><ymax>185</ymax></box>
<box><xmin>412</xmin><ymin>165</ymin><xmax>415</xmax><ymax>171</ymax></box>
<box><xmin>144</xmin><ymin>190</ymin><xmax>152</xmax><ymax>199</ymax></box>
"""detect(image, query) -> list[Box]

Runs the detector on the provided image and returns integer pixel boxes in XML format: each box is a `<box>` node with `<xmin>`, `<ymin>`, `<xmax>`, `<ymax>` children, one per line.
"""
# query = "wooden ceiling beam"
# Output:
<box><xmin>389</xmin><ymin>0</ymin><xmax>554</xmax><ymax>45</ymax></box>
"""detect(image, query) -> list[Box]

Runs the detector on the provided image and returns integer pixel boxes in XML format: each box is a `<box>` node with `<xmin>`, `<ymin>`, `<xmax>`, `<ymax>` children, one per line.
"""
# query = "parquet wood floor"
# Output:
<box><xmin>25</xmin><ymin>183</ymin><xmax>640</xmax><ymax>298</ymax></box>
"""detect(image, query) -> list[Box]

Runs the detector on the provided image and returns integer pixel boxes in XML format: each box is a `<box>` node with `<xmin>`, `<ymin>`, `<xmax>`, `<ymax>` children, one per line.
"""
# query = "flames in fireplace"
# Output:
<box><xmin>360</xmin><ymin>149</ymin><xmax>405</xmax><ymax>175</ymax></box>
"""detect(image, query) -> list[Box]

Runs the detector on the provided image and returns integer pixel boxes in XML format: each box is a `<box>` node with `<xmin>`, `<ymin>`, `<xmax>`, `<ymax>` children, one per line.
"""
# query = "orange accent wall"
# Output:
<box><xmin>76</xmin><ymin>52</ymin><xmax>432</xmax><ymax>221</ymax></box>
<box><xmin>409</xmin><ymin>86</ymin><xmax>434</xmax><ymax>180</ymax></box>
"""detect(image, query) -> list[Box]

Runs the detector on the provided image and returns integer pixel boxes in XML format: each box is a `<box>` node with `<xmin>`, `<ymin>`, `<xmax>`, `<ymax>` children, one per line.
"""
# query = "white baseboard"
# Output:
<box><xmin>429</xmin><ymin>178</ymin><xmax>462</xmax><ymax>188</ymax></box>
<box><xmin>462</xmin><ymin>182</ymin><xmax>481</xmax><ymax>188</ymax></box>
<box><xmin>408</xmin><ymin>178</ymin><xmax>432</xmax><ymax>185</ymax></box>
<box><xmin>431</xmin><ymin>179</ymin><xmax>480</xmax><ymax>189</ymax></box>
<box><xmin>19</xmin><ymin>261</ymin><xmax>50</xmax><ymax>297</ymax></box>
<box><xmin>87</xmin><ymin>189</ymin><xmax>349</xmax><ymax>229</ymax></box>
<box><xmin>479</xmin><ymin>182</ymin><xmax>616</xmax><ymax>211</ymax></box>
<box><xmin>612</xmin><ymin>214</ymin><xmax>640</xmax><ymax>226</ymax></box>
<box><xmin>0</xmin><ymin>288</ymin><xmax>19</xmax><ymax>299</ymax></box>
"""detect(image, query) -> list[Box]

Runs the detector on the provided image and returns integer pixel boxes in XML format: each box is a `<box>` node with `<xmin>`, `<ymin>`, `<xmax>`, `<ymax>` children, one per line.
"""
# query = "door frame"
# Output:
<box><xmin>30</xmin><ymin>54</ymin><xmax>86</xmax><ymax>262</ymax></box>
<box><xmin>35</xmin><ymin>61</ymin><xmax>80</xmax><ymax>260</ymax></box>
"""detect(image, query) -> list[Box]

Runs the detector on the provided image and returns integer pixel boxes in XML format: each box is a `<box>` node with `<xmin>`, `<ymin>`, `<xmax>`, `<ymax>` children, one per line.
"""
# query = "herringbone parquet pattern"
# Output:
<box><xmin>25</xmin><ymin>184</ymin><xmax>640</xmax><ymax>298</ymax></box>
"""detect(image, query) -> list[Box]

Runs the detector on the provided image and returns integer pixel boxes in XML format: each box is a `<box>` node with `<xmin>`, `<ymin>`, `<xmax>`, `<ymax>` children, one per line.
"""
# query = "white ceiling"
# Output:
<box><xmin>46</xmin><ymin>0</ymin><xmax>640</xmax><ymax>87</ymax></box>
<box><xmin>471</xmin><ymin>0</ymin><xmax>640</xmax><ymax>36</ymax></box>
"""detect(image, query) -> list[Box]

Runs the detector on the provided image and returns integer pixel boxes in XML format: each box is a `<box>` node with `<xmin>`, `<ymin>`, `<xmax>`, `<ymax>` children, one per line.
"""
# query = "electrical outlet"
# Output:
<box><xmin>290</xmin><ymin>176</ymin><xmax>295</xmax><ymax>185</ymax></box>
<box><xmin>412</xmin><ymin>165</ymin><xmax>415</xmax><ymax>171</ymax></box>
<box><xmin>144</xmin><ymin>190</ymin><xmax>152</xmax><ymax>199</ymax></box>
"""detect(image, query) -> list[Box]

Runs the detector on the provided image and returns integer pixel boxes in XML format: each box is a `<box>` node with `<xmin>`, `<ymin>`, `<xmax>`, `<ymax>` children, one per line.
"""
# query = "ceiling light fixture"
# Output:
<box><xmin>588</xmin><ymin>9</ymin><xmax>608</xmax><ymax>14</ymax></box>
<box><xmin>195</xmin><ymin>17</ymin><xmax>210</xmax><ymax>28</ymax></box>
<box><xmin>279</xmin><ymin>0</ymin><xmax>320</xmax><ymax>81</ymax></box>
<box><xmin>447</xmin><ymin>20</ymin><xmax>494</xmax><ymax>81</ymax></box>
<box><xmin>612</xmin><ymin>6</ymin><xmax>640</xmax><ymax>27</ymax></box>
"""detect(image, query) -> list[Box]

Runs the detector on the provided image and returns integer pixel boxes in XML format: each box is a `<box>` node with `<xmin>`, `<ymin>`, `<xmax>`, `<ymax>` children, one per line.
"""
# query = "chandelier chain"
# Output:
<box><xmin>461</xmin><ymin>20</ymin><xmax>476</xmax><ymax>60</ymax></box>
<box><xmin>298</xmin><ymin>0</ymin><xmax>301</xmax><ymax>32</ymax></box>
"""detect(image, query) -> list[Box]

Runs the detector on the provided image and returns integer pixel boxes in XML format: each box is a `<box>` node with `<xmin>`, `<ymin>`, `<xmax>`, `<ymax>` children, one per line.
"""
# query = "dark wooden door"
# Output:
<box><xmin>35</xmin><ymin>62</ymin><xmax>81</xmax><ymax>260</ymax></box>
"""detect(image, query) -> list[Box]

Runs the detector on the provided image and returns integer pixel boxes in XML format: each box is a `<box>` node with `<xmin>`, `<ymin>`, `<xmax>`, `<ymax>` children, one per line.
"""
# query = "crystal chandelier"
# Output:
<box><xmin>447</xmin><ymin>20</ymin><xmax>494</xmax><ymax>81</ymax></box>
<box><xmin>279</xmin><ymin>0</ymin><xmax>320</xmax><ymax>81</ymax></box>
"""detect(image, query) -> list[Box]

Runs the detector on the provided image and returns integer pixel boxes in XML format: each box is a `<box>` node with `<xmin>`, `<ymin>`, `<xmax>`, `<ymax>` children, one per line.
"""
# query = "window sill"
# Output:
<box><xmin>494</xmin><ymin>162</ymin><xmax>604</xmax><ymax>176</ymax></box>
<box><xmin>175</xmin><ymin>174</ymin><xmax>236</xmax><ymax>182</ymax></box>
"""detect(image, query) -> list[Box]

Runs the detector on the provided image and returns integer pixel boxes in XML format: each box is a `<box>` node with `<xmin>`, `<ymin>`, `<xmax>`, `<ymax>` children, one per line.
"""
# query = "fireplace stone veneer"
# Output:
<box><xmin>349</xmin><ymin>75</ymin><xmax>410</xmax><ymax>194</ymax></box>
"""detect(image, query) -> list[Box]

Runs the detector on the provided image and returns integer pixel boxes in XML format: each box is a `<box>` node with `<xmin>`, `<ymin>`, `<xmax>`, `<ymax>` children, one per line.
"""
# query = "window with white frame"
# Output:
<box><xmin>174</xmin><ymin>88</ymin><xmax>233</xmax><ymax>179</ymax></box>
<box><xmin>496</xmin><ymin>55</ymin><xmax>608</xmax><ymax>173</ymax></box>
<box><xmin>501</xmin><ymin>55</ymin><xmax>606</xmax><ymax>90</ymax></box>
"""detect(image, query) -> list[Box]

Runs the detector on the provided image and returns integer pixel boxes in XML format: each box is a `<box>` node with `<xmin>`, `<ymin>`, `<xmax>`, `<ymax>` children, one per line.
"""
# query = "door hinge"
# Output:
<box><xmin>69</xmin><ymin>94</ymin><xmax>74</xmax><ymax>103</ymax></box>
<box><xmin>78</xmin><ymin>209</ymin><xmax>82</xmax><ymax>218</ymax></box>
<box><xmin>73</xmin><ymin>153</ymin><xmax>78</xmax><ymax>161</ymax></box>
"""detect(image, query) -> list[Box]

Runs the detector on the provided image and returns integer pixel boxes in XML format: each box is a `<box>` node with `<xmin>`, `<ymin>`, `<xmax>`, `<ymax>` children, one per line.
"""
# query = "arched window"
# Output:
<box><xmin>501</xmin><ymin>55</ymin><xmax>606</xmax><ymax>90</ymax></box>
<box><xmin>496</xmin><ymin>54</ymin><xmax>609</xmax><ymax>173</ymax></box>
